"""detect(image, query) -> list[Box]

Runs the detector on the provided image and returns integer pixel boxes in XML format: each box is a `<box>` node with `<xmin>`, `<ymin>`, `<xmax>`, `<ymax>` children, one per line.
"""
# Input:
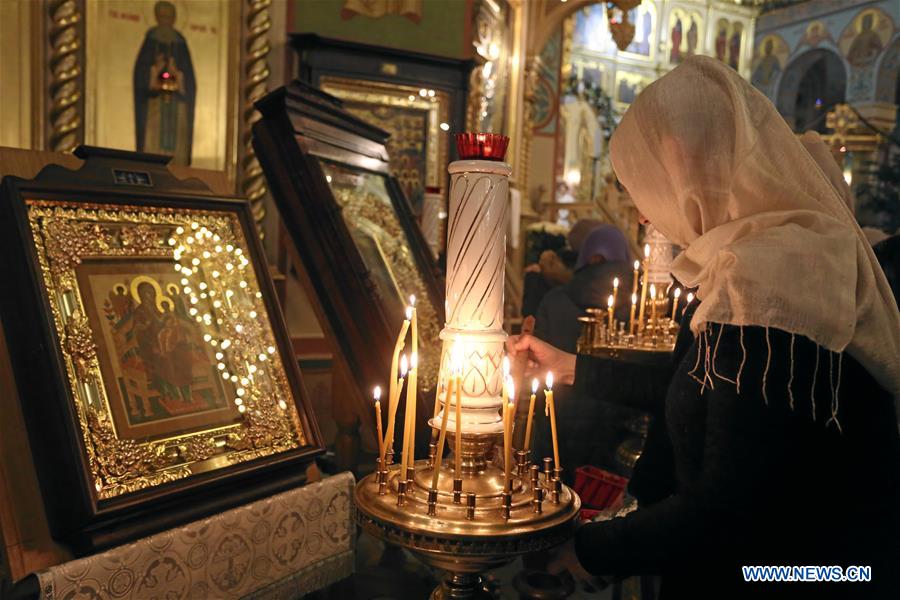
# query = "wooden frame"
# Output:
<box><xmin>0</xmin><ymin>146</ymin><xmax>323</xmax><ymax>552</ymax></box>
<box><xmin>252</xmin><ymin>82</ymin><xmax>444</xmax><ymax>446</ymax></box>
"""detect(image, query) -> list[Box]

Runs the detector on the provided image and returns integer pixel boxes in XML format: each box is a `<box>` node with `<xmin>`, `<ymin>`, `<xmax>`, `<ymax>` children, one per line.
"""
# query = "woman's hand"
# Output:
<box><xmin>506</xmin><ymin>334</ymin><xmax>576</xmax><ymax>385</ymax></box>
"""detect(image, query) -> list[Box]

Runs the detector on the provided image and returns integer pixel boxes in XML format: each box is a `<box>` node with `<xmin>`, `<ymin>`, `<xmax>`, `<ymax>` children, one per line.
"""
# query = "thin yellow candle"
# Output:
<box><xmin>454</xmin><ymin>365</ymin><xmax>463</xmax><ymax>476</ymax></box>
<box><xmin>524</xmin><ymin>378</ymin><xmax>538</xmax><ymax>451</ymax></box>
<box><xmin>384</xmin><ymin>358</ymin><xmax>407</xmax><ymax>461</ymax></box>
<box><xmin>607</xmin><ymin>294</ymin><xmax>615</xmax><ymax>331</ymax></box>
<box><xmin>505</xmin><ymin>380</ymin><xmax>515</xmax><ymax>486</ymax></box>
<box><xmin>672</xmin><ymin>287</ymin><xmax>682</xmax><ymax>322</ymax></box>
<box><xmin>401</xmin><ymin>352</ymin><xmax>418</xmax><ymax>475</ymax></box>
<box><xmin>398</xmin><ymin>354</ymin><xmax>412</xmax><ymax>475</ymax></box>
<box><xmin>431</xmin><ymin>378</ymin><xmax>455</xmax><ymax>490</ymax></box>
<box><xmin>631</xmin><ymin>259</ymin><xmax>640</xmax><ymax>297</ymax></box>
<box><xmin>410</xmin><ymin>295</ymin><xmax>417</xmax><ymax>348</ymax></box>
<box><xmin>650</xmin><ymin>284</ymin><xmax>658</xmax><ymax>331</ymax></box>
<box><xmin>637</xmin><ymin>244</ymin><xmax>650</xmax><ymax>332</ymax></box>
<box><xmin>386</xmin><ymin>311</ymin><xmax>411</xmax><ymax>451</ymax></box>
<box><xmin>374</xmin><ymin>386</ymin><xmax>385</xmax><ymax>468</ymax></box>
<box><xmin>629</xmin><ymin>293</ymin><xmax>637</xmax><ymax>335</ymax></box>
<box><xmin>546</xmin><ymin>372</ymin><xmax>560</xmax><ymax>471</ymax></box>
<box><xmin>612</xmin><ymin>277</ymin><xmax>620</xmax><ymax>310</ymax></box>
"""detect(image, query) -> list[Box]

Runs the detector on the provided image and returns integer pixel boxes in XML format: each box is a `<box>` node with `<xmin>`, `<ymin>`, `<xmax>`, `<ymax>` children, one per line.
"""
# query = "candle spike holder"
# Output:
<box><xmin>356</xmin><ymin>135</ymin><xmax>579</xmax><ymax>600</ymax></box>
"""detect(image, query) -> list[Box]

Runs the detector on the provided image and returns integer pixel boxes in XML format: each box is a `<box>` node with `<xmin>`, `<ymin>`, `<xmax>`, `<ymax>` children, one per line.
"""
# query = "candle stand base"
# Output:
<box><xmin>355</xmin><ymin>432</ymin><xmax>580</xmax><ymax>600</ymax></box>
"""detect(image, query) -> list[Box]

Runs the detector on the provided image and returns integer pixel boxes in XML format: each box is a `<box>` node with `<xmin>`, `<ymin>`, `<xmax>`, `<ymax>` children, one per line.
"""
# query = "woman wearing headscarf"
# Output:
<box><xmin>509</xmin><ymin>56</ymin><xmax>900</xmax><ymax>598</ymax></box>
<box><xmin>534</xmin><ymin>224</ymin><xmax>632</xmax><ymax>353</ymax></box>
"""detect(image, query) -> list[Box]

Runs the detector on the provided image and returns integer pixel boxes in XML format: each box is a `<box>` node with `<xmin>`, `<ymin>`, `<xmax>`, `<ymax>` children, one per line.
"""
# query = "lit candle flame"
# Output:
<box><xmin>650</xmin><ymin>284</ymin><xmax>657</xmax><ymax>300</ymax></box>
<box><xmin>405</xmin><ymin>306</ymin><xmax>413</xmax><ymax>321</ymax></box>
<box><xmin>607</xmin><ymin>294</ymin><xmax>614</xmax><ymax>308</ymax></box>
<box><xmin>674</xmin><ymin>287</ymin><xmax>682</xmax><ymax>298</ymax></box>
<box><xmin>644</xmin><ymin>244</ymin><xmax>650</xmax><ymax>259</ymax></box>
<box><xmin>450</xmin><ymin>342</ymin><xmax>464</xmax><ymax>375</ymax></box>
<box><xmin>633</xmin><ymin>259</ymin><xmax>640</xmax><ymax>270</ymax></box>
<box><xmin>373</xmin><ymin>386</ymin><xmax>382</xmax><ymax>401</ymax></box>
<box><xmin>532</xmin><ymin>378</ymin><xmax>539</xmax><ymax>394</ymax></box>
<box><xmin>546</xmin><ymin>372</ymin><xmax>554</xmax><ymax>390</ymax></box>
<box><xmin>507</xmin><ymin>380</ymin><xmax>515</xmax><ymax>405</ymax></box>
<box><xmin>687</xmin><ymin>292</ymin><xmax>695</xmax><ymax>304</ymax></box>
<box><xmin>631</xmin><ymin>293</ymin><xmax>637</xmax><ymax>305</ymax></box>
<box><xmin>613</xmin><ymin>277</ymin><xmax>619</xmax><ymax>289</ymax></box>
<box><xmin>400</xmin><ymin>354</ymin><xmax>409</xmax><ymax>377</ymax></box>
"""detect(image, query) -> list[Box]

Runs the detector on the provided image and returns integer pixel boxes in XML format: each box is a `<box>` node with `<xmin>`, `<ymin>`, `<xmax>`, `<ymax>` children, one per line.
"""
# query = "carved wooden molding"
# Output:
<box><xmin>47</xmin><ymin>0</ymin><xmax>83</xmax><ymax>152</ymax></box>
<box><xmin>242</xmin><ymin>0</ymin><xmax>273</xmax><ymax>232</ymax></box>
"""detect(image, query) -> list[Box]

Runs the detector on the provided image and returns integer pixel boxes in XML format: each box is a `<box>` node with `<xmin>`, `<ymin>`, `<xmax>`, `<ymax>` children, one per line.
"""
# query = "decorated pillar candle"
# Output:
<box><xmin>434</xmin><ymin>138</ymin><xmax>511</xmax><ymax>444</ymax></box>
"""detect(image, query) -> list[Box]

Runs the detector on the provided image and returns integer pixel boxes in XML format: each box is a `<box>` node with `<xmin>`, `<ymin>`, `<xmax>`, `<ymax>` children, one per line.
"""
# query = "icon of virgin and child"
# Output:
<box><xmin>101</xmin><ymin>275</ymin><xmax>229</xmax><ymax>433</ymax></box>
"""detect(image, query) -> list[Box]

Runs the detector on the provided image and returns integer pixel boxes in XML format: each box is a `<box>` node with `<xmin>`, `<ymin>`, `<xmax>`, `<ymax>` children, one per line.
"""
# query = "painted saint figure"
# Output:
<box><xmin>133</xmin><ymin>1</ymin><xmax>196</xmax><ymax>165</ymax></box>
<box><xmin>715</xmin><ymin>22</ymin><xmax>728</xmax><ymax>62</ymax></box>
<box><xmin>752</xmin><ymin>38</ymin><xmax>781</xmax><ymax>87</ymax></box>
<box><xmin>846</xmin><ymin>13</ymin><xmax>883</xmax><ymax>66</ymax></box>
<box><xmin>728</xmin><ymin>24</ymin><xmax>742</xmax><ymax>70</ymax></box>
<box><xmin>670</xmin><ymin>18</ymin><xmax>682</xmax><ymax>63</ymax></box>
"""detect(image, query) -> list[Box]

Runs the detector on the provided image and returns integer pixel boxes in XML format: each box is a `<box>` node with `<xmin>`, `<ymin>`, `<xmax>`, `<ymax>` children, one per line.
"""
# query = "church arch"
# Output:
<box><xmin>776</xmin><ymin>48</ymin><xmax>847</xmax><ymax>132</ymax></box>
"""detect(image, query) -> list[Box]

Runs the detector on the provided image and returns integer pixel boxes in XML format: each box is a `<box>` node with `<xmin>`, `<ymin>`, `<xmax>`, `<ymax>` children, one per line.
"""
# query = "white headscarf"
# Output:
<box><xmin>798</xmin><ymin>131</ymin><xmax>854</xmax><ymax>211</ymax></box>
<box><xmin>610</xmin><ymin>56</ymin><xmax>900</xmax><ymax>400</ymax></box>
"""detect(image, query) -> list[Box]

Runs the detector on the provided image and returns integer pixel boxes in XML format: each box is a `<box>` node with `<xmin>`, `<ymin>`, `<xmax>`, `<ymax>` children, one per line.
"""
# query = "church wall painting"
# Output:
<box><xmin>85</xmin><ymin>1</ymin><xmax>239</xmax><ymax>174</ymax></box>
<box><xmin>667</xmin><ymin>8</ymin><xmax>703</xmax><ymax>66</ymax></box>
<box><xmin>874</xmin><ymin>36</ymin><xmax>900</xmax><ymax>103</ymax></box>
<box><xmin>800</xmin><ymin>20</ymin><xmax>832</xmax><ymax>49</ymax></box>
<box><xmin>838</xmin><ymin>8</ymin><xmax>894</xmax><ymax>68</ymax></box>
<box><xmin>752</xmin><ymin>34</ymin><xmax>789</xmax><ymax>96</ymax></box>
<box><xmin>712</xmin><ymin>18</ymin><xmax>744</xmax><ymax>70</ymax></box>
<box><xmin>622</xmin><ymin>2</ymin><xmax>656</xmax><ymax>59</ymax></box>
<box><xmin>614</xmin><ymin>71</ymin><xmax>651</xmax><ymax>107</ymax></box>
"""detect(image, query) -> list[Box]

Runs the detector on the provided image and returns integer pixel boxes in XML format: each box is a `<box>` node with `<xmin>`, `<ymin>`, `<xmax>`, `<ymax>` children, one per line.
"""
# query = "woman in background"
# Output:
<box><xmin>534</xmin><ymin>224</ymin><xmax>632</xmax><ymax>353</ymax></box>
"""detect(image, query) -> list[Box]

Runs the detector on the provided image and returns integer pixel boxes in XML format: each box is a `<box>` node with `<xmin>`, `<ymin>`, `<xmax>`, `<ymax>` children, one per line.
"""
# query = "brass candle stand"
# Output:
<box><xmin>355</xmin><ymin>136</ymin><xmax>580</xmax><ymax>600</ymax></box>
<box><xmin>578</xmin><ymin>295</ymin><xmax>679</xmax><ymax>361</ymax></box>
<box><xmin>356</xmin><ymin>433</ymin><xmax>580</xmax><ymax>600</ymax></box>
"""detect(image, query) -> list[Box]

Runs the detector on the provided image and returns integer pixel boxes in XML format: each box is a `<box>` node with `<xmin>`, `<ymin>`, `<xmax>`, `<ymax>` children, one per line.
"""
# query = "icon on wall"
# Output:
<box><xmin>133</xmin><ymin>1</ymin><xmax>197</xmax><ymax>165</ymax></box>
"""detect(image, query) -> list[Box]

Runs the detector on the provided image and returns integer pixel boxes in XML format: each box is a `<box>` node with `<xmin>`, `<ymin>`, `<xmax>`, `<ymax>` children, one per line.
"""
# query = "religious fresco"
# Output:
<box><xmin>85</xmin><ymin>0</ymin><xmax>236</xmax><ymax>170</ymax></box>
<box><xmin>714</xmin><ymin>18</ymin><xmax>744</xmax><ymax>70</ymax></box>
<box><xmin>875</xmin><ymin>37</ymin><xmax>900</xmax><ymax>103</ymax></box>
<box><xmin>838</xmin><ymin>8</ymin><xmax>894</xmax><ymax>68</ymax></box>
<box><xmin>668</xmin><ymin>9</ymin><xmax>703</xmax><ymax>65</ymax></box>
<box><xmin>800</xmin><ymin>20</ymin><xmax>832</xmax><ymax>48</ymax></box>
<box><xmin>623</xmin><ymin>3</ymin><xmax>655</xmax><ymax>58</ymax></box>
<box><xmin>572</xmin><ymin>4</ymin><xmax>613</xmax><ymax>56</ymax></box>
<box><xmin>615</xmin><ymin>71</ymin><xmax>651</xmax><ymax>106</ymax></box>
<box><xmin>752</xmin><ymin>34</ymin><xmax>789</xmax><ymax>92</ymax></box>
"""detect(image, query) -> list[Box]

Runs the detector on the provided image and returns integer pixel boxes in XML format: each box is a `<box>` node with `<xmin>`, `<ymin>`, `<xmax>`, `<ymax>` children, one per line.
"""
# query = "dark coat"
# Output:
<box><xmin>574</xmin><ymin>318</ymin><xmax>900</xmax><ymax>599</ymax></box>
<box><xmin>534</xmin><ymin>260</ymin><xmax>633</xmax><ymax>353</ymax></box>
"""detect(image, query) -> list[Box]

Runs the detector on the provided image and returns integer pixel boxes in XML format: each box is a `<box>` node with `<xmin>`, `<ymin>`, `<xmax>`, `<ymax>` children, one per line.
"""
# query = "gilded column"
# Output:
<box><xmin>47</xmin><ymin>0</ymin><xmax>82</xmax><ymax>152</ymax></box>
<box><xmin>242</xmin><ymin>0</ymin><xmax>272</xmax><ymax>232</ymax></box>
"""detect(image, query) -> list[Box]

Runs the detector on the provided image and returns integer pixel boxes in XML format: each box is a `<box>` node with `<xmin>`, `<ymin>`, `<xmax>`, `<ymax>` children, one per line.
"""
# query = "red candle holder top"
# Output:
<box><xmin>455</xmin><ymin>133</ymin><xmax>510</xmax><ymax>162</ymax></box>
